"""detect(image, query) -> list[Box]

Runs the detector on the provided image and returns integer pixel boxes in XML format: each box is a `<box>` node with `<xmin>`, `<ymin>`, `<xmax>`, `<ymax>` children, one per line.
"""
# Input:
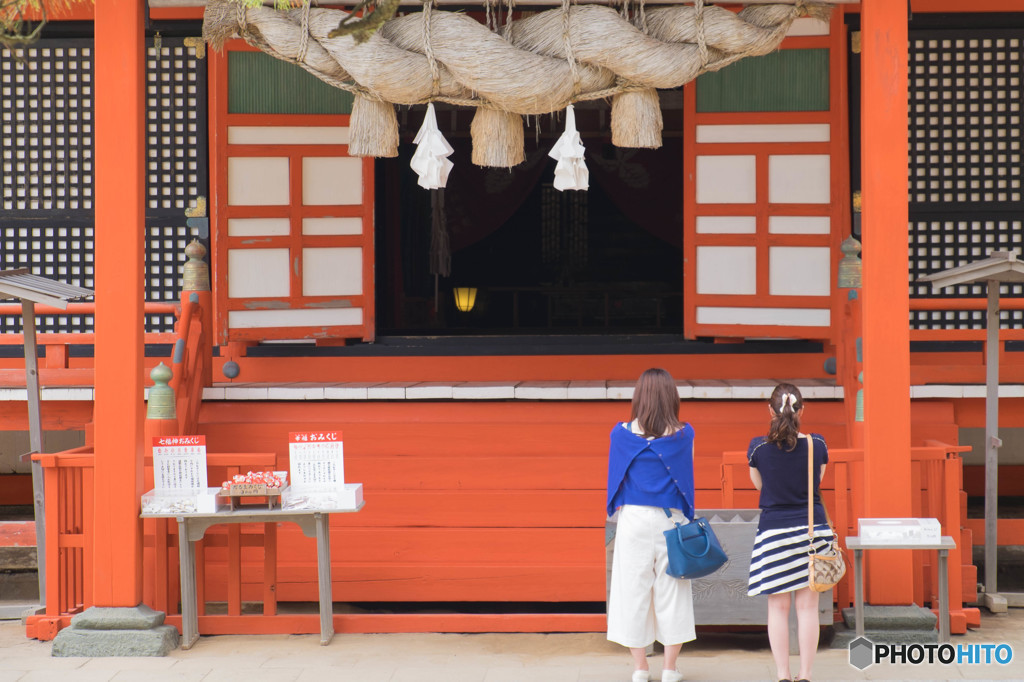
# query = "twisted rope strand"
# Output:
<box><xmin>297</xmin><ymin>0</ymin><xmax>311</xmax><ymax>63</ymax></box>
<box><xmin>561</xmin><ymin>0</ymin><xmax>581</xmax><ymax>97</ymax></box>
<box><xmin>695</xmin><ymin>0</ymin><xmax>708</xmax><ymax>68</ymax></box>
<box><xmin>422</xmin><ymin>0</ymin><xmax>442</xmax><ymax>95</ymax></box>
<box><xmin>503</xmin><ymin>0</ymin><xmax>516</xmax><ymax>40</ymax></box>
<box><xmin>206</xmin><ymin>0</ymin><xmax>828</xmax><ymax>113</ymax></box>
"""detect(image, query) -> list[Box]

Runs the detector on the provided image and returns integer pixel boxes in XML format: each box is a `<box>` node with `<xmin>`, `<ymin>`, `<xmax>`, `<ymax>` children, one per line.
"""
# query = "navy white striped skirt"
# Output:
<box><xmin>747</xmin><ymin>522</ymin><xmax>834</xmax><ymax>596</ymax></box>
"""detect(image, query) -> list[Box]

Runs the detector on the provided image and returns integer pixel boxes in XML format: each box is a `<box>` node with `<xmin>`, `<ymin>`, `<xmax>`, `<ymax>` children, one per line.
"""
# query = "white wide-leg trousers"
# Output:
<box><xmin>607</xmin><ymin>504</ymin><xmax>696</xmax><ymax>648</ymax></box>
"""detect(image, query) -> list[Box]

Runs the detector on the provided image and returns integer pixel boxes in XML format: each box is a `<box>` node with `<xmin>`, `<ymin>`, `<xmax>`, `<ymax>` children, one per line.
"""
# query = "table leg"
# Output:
<box><xmin>315</xmin><ymin>512</ymin><xmax>334</xmax><ymax>646</ymax></box>
<box><xmin>854</xmin><ymin>549</ymin><xmax>864</xmax><ymax>638</ymax></box>
<box><xmin>177</xmin><ymin>518</ymin><xmax>199</xmax><ymax>649</ymax></box>
<box><xmin>938</xmin><ymin>549</ymin><xmax>950</xmax><ymax>643</ymax></box>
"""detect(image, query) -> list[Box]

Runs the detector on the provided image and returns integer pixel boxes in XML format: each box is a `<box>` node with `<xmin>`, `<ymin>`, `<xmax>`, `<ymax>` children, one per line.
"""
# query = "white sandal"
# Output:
<box><xmin>661</xmin><ymin>671</ymin><xmax>684</xmax><ymax>682</ymax></box>
<box><xmin>631</xmin><ymin>671</ymin><xmax>651</xmax><ymax>682</ymax></box>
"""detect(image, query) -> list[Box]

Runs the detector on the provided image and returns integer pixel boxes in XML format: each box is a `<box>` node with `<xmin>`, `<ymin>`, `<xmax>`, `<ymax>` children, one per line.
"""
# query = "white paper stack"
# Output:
<box><xmin>411</xmin><ymin>102</ymin><xmax>454</xmax><ymax>189</ymax></box>
<box><xmin>858</xmin><ymin>518</ymin><xmax>942</xmax><ymax>544</ymax></box>
<box><xmin>548</xmin><ymin>104</ymin><xmax>589</xmax><ymax>191</ymax></box>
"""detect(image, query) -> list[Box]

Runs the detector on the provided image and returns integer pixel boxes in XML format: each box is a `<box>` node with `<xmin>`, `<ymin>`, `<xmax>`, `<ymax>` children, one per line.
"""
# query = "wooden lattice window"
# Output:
<box><xmin>907</xmin><ymin>30</ymin><xmax>1024</xmax><ymax>330</ymax></box>
<box><xmin>0</xmin><ymin>36</ymin><xmax>207</xmax><ymax>334</ymax></box>
<box><xmin>145</xmin><ymin>37</ymin><xmax>209</xmax><ymax>333</ymax></box>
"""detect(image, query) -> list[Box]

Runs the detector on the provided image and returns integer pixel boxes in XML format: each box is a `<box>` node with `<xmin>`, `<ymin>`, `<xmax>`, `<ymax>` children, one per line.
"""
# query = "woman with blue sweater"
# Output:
<box><xmin>606</xmin><ymin>368</ymin><xmax>695</xmax><ymax>682</ymax></box>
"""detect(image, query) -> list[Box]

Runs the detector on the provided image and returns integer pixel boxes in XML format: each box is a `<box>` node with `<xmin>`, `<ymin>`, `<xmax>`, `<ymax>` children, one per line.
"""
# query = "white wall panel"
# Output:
<box><xmin>769</xmin><ymin>246</ymin><xmax>832</xmax><ymax>296</ymax></box>
<box><xmin>228</xmin><ymin>248</ymin><xmax>290</xmax><ymax>298</ymax></box>
<box><xmin>696</xmin><ymin>216</ymin><xmax>757</xmax><ymax>234</ymax></box>
<box><xmin>228</xmin><ymin>126</ymin><xmax>350</xmax><ymax>145</ymax></box>
<box><xmin>228</xmin><ymin>217</ymin><xmax>291</xmax><ymax>237</ymax></box>
<box><xmin>302</xmin><ymin>217</ymin><xmax>363</xmax><ymax>235</ymax></box>
<box><xmin>696</xmin><ymin>155</ymin><xmax>757</xmax><ymax>204</ymax></box>
<box><xmin>229</xmin><ymin>307</ymin><xmax>363</xmax><ymax>329</ymax></box>
<box><xmin>696</xmin><ymin>124</ymin><xmax>830</xmax><ymax>144</ymax></box>
<box><xmin>696</xmin><ymin>307</ymin><xmax>830</xmax><ymax>326</ymax></box>
<box><xmin>787</xmin><ymin>18</ymin><xmax>831</xmax><ymax>36</ymax></box>
<box><xmin>228</xmin><ymin>157</ymin><xmax>290</xmax><ymax>206</ymax></box>
<box><xmin>697</xmin><ymin>246</ymin><xmax>757</xmax><ymax>294</ymax></box>
<box><xmin>303</xmin><ymin>157</ymin><xmax>362</xmax><ymax>205</ymax></box>
<box><xmin>302</xmin><ymin>247</ymin><xmax>363</xmax><ymax>296</ymax></box>
<box><xmin>768</xmin><ymin>155</ymin><xmax>830</xmax><ymax>204</ymax></box>
<box><xmin>768</xmin><ymin>216</ymin><xmax>831</xmax><ymax>234</ymax></box>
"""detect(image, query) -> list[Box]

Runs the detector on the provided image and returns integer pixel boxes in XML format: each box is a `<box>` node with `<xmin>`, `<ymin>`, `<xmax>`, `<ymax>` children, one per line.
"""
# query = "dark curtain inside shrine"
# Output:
<box><xmin>377</xmin><ymin>105</ymin><xmax>683</xmax><ymax>334</ymax></box>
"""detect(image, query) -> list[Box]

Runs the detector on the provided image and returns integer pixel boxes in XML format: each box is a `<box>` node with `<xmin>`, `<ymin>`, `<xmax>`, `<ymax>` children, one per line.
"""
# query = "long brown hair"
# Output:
<box><xmin>767</xmin><ymin>383</ymin><xmax>803</xmax><ymax>450</ymax></box>
<box><xmin>630</xmin><ymin>368</ymin><xmax>682</xmax><ymax>438</ymax></box>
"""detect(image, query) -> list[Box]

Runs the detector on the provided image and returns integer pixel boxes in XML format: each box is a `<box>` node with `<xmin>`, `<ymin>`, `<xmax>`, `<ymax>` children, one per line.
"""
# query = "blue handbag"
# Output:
<box><xmin>663</xmin><ymin>513</ymin><xmax>728</xmax><ymax>579</ymax></box>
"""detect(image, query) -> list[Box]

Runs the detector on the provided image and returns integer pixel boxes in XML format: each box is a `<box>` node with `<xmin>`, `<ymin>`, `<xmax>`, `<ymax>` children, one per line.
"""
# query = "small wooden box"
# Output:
<box><xmin>221</xmin><ymin>484</ymin><xmax>284</xmax><ymax>510</ymax></box>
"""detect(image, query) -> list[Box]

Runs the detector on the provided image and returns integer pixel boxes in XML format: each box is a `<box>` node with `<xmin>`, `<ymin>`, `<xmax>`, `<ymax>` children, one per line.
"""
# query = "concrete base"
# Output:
<box><xmin>51</xmin><ymin>605</ymin><xmax>179</xmax><ymax>657</ymax></box>
<box><xmin>1005</xmin><ymin>592</ymin><xmax>1024</xmax><ymax>608</ymax></box>
<box><xmin>841</xmin><ymin>604</ymin><xmax>937</xmax><ymax>631</ymax></box>
<box><xmin>832</xmin><ymin>624</ymin><xmax>938</xmax><ymax>648</ymax></box>
<box><xmin>0</xmin><ymin>602</ymin><xmax>40</xmax><ymax>621</ymax></box>
<box><xmin>830</xmin><ymin>605</ymin><xmax>938</xmax><ymax>648</ymax></box>
<box><xmin>982</xmin><ymin>592</ymin><xmax>1009</xmax><ymax>613</ymax></box>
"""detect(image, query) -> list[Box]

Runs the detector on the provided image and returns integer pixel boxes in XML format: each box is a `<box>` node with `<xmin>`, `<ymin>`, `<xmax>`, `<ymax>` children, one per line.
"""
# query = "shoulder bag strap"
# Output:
<box><xmin>807</xmin><ymin>433</ymin><xmax>815</xmax><ymax>546</ymax></box>
<box><xmin>807</xmin><ymin>433</ymin><xmax>837</xmax><ymax>545</ymax></box>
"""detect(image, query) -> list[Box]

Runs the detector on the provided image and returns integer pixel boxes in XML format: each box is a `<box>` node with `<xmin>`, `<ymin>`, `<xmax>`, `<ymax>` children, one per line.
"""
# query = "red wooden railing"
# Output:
<box><xmin>0</xmin><ymin>302</ymin><xmax>180</xmax><ymax>353</ymax></box>
<box><xmin>837</xmin><ymin>292</ymin><xmax>863</xmax><ymax>447</ymax></box>
<box><xmin>143</xmin><ymin>452</ymin><xmax>278</xmax><ymax>624</ymax></box>
<box><xmin>24</xmin><ymin>288</ymin><xmax>216</xmax><ymax>640</ymax></box>
<box><xmin>722</xmin><ymin>442</ymin><xmax>977</xmax><ymax>633</ymax></box>
<box><xmin>26</xmin><ymin>450</ymin><xmax>279</xmax><ymax>640</ymax></box>
<box><xmin>25</xmin><ymin>448</ymin><xmax>94</xmax><ymax>641</ymax></box>
<box><xmin>169</xmin><ymin>295</ymin><xmax>211</xmax><ymax>435</ymax></box>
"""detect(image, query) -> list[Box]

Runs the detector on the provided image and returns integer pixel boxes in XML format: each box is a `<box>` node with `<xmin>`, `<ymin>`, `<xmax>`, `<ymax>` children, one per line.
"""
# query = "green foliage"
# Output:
<box><xmin>327</xmin><ymin>0</ymin><xmax>400</xmax><ymax>44</ymax></box>
<box><xmin>239</xmin><ymin>0</ymin><xmax>297</xmax><ymax>11</ymax></box>
<box><xmin>1</xmin><ymin>0</ymin><xmax>51</xmax><ymax>50</ymax></box>
<box><xmin>231</xmin><ymin>0</ymin><xmax>397</xmax><ymax>42</ymax></box>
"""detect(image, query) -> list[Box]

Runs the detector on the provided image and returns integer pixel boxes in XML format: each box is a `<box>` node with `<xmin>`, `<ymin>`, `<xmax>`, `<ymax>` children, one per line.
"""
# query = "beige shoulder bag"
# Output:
<box><xmin>806</xmin><ymin>433</ymin><xmax>846</xmax><ymax>592</ymax></box>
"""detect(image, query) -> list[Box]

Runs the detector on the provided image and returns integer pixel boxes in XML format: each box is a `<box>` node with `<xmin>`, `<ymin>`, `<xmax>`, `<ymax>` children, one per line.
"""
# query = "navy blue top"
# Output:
<box><xmin>607</xmin><ymin>422</ymin><xmax>695</xmax><ymax>520</ymax></box>
<box><xmin>748</xmin><ymin>434</ymin><xmax>828</xmax><ymax>531</ymax></box>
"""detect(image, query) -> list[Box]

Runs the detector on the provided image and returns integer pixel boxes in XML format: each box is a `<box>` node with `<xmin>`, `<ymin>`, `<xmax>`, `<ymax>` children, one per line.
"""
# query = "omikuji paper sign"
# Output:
<box><xmin>288</xmin><ymin>431</ymin><xmax>344</xmax><ymax>488</ymax></box>
<box><xmin>152</xmin><ymin>435</ymin><xmax>208</xmax><ymax>491</ymax></box>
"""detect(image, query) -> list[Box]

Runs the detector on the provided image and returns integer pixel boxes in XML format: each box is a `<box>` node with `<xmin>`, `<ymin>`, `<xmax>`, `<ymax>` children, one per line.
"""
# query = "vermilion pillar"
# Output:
<box><xmin>860</xmin><ymin>0</ymin><xmax>913</xmax><ymax>603</ymax></box>
<box><xmin>93</xmin><ymin>0</ymin><xmax>146</xmax><ymax>606</ymax></box>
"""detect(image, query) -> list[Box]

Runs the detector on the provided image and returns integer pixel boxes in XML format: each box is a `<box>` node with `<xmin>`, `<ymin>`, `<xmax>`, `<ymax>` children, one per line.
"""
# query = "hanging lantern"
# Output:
<box><xmin>453</xmin><ymin>287</ymin><xmax>478</xmax><ymax>312</ymax></box>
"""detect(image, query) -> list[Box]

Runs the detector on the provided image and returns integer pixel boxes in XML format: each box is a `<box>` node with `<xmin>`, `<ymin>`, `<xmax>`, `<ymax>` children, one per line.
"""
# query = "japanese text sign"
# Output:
<box><xmin>289</xmin><ymin>431</ymin><xmax>344</xmax><ymax>488</ymax></box>
<box><xmin>152</xmin><ymin>435</ymin><xmax>208</xmax><ymax>491</ymax></box>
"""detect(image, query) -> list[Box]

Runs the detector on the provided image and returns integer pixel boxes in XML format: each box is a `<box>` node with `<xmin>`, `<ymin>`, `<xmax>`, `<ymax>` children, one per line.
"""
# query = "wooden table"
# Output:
<box><xmin>845</xmin><ymin>535</ymin><xmax>956</xmax><ymax>643</ymax></box>
<box><xmin>142</xmin><ymin>503</ymin><xmax>363</xmax><ymax>649</ymax></box>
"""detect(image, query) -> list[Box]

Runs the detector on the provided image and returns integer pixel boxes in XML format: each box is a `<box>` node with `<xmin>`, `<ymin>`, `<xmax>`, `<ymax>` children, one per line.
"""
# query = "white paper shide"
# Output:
<box><xmin>411</xmin><ymin>102</ymin><xmax>454</xmax><ymax>190</ymax></box>
<box><xmin>548</xmin><ymin>104</ymin><xmax>589</xmax><ymax>191</ymax></box>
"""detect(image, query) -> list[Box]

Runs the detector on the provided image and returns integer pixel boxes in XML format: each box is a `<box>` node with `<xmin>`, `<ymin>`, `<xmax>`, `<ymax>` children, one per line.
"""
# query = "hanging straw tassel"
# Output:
<box><xmin>349</xmin><ymin>95</ymin><xmax>400</xmax><ymax>157</ymax></box>
<box><xmin>611</xmin><ymin>88</ymin><xmax>663</xmax><ymax>149</ymax></box>
<box><xmin>471</xmin><ymin>108</ymin><xmax>525</xmax><ymax>168</ymax></box>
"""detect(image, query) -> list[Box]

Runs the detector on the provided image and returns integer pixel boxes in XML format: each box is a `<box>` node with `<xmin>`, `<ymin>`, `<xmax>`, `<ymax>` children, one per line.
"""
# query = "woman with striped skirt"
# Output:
<box><xmin>747</xmin><ymin>383</ymin><xmax>830</xmax><ymax>682</ymax></box>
